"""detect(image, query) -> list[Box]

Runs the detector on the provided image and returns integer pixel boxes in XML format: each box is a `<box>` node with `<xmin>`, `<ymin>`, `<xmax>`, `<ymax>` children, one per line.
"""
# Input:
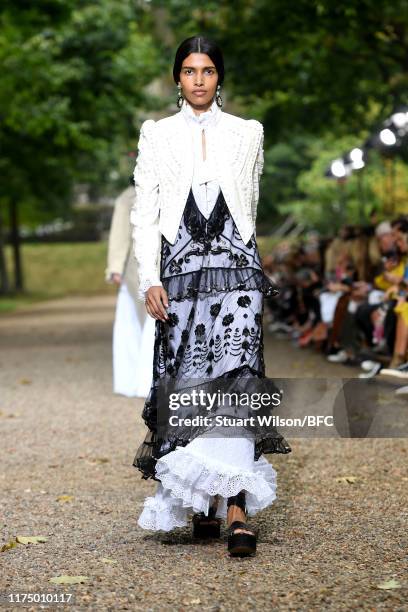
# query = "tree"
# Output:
<box><xmin>0</xmin><ymin>0</ymin><xmax>163</xmax><ymax>293</ymax></box>
<box><xmin>158</xmin><ymin>0</ymin><xmax>408</xmax><ymax>138</ymax></box>
<box><xmin>148</xmin><ymin>0</ymin><xmax>408</xmax><ymax>228</ymax></box>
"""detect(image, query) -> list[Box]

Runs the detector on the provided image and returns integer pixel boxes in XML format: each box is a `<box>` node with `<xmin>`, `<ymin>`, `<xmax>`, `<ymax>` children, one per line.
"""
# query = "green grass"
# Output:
<box><xmin>0</xmin><ymin>237</ymin><xmax>288</xmax><ymax>314</ymax></box>
<box><xmin>1</xmin><ymin>242</ymin><xmax>116</xmax><ymax>313</ymax></box>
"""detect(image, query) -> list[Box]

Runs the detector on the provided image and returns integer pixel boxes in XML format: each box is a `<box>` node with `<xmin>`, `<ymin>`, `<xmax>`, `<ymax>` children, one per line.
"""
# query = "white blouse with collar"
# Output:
<box><xmin>141</xmin><ymin>97</ymin><xmax>223</xmax><ymax>296</ymax></box>
<box><xmin>180</xmin><ymin>98</ymin><xmax>221</xmax><ymax>219</ymax></box>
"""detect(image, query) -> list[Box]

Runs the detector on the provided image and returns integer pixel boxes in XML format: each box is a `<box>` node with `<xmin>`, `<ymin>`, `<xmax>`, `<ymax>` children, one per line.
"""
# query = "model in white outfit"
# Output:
<box><xmin>136</xmin><ymin>99</ymin><xmax>278</xmax><ymax>531</ymax></box>
<box><xmin>105</xmin><ymin>185</ymin><xmax>155</xmax><ymax>398</ymax></box>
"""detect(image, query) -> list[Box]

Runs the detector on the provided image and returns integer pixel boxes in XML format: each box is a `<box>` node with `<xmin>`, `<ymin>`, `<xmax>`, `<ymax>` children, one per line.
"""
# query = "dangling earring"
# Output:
<box><xmin>215</xmin><ymin>84</ymin><xmax>223</xmax><ymax>108</ymax></box>
<box><xmin>177</xmin><ymin>83</ymin><xmax>184</xmax><ymax>108</ymax></box>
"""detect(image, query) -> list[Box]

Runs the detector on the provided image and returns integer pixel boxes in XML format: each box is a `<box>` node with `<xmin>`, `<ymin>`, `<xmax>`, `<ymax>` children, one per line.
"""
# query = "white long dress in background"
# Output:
<box><xmin>106</xmin><ymin>185</ymin><xmax>155</xmax><ymax>398</ymax></box>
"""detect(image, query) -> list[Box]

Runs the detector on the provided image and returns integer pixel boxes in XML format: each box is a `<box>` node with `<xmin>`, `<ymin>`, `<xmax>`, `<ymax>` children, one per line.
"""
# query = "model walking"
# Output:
<box><xmin>130</xmin><ymin>36</ymin><xmax>291</xmax><ymax>557</ymax></box>
<box><xmin>105</xmin><ymin>180</ymin><xmax>155</xmax><ymax>397</ymax></box>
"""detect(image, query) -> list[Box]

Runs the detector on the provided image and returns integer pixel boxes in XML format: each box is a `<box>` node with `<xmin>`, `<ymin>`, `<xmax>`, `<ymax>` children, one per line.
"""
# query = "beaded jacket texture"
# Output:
<box><xmin>130</xmin><ymin>108</ymin><xmax>264</xmax><ymax>300</ymax></box>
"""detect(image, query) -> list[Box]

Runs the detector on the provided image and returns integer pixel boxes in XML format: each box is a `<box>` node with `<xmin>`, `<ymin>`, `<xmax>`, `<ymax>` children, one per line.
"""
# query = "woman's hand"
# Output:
<box><xmin>145</xmin><ymin>286</ymin><xmax>169</xmax><ymax>321</ymax></box>
<box><xmin>111</xmin><ymin>273</ymin><xmax>122</xmax><ymax>286</ymax></box>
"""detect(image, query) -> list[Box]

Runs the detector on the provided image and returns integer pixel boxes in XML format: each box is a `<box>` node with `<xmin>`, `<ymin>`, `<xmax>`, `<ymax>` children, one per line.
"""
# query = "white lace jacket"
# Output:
<box><xmin>130</xmin><ymin>106</ymin><xmax>264</xmax><ymax>301</ymax></box>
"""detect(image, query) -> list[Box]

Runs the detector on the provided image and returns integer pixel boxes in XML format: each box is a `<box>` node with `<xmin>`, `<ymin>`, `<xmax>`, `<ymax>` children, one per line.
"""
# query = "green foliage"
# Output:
<box><xmin>258</xmin><ymin>135</ymin><xmax>315</xmax><ymax>225</ymax></box>
<box><xmin>0</xmin><ymin>0</ymin><xmax>163</xmax><ymax>225</ymax></box>
<box><xmin>154</xmin><ymin>1</ymin><xmax>408</xmax><ymax>138</ymax></box>
<box><xmin>278</xmin><ymin>135</ymin><xmax>408</xmax><ymax>233</ymax></box>
<box><xmin>1</xmin><ymin>0</ymin><xmax>408</xmax><ymax>287</ymax></box>
<box><xmin>214</xmin><ymin>0</ymin><xmax>407</xmax><ymax>139</ymax></box>
<box><xmin>147</xmin><ymin>0</ymin><xmax>408</xmax><ymax>233</ymax></box>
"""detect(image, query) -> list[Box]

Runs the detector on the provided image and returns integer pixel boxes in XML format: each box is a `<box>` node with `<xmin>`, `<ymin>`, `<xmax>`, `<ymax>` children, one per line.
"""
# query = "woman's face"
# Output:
<box><xmin>179</xmin><ymin>53</ymin><xmax>218</xmax><ymax>110</ymax></box>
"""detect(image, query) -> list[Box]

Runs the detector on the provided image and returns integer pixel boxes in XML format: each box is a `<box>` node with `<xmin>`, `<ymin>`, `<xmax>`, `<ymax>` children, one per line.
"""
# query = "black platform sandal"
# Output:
<box><xmin>192</xmin><ymin>503</ymin><xmax>222</xmax><ymax>539</ymax></box>
<box><xmin>227</xmin><ymin>491</ymin><xmax>258</xmax><ymax>557</ymax></box>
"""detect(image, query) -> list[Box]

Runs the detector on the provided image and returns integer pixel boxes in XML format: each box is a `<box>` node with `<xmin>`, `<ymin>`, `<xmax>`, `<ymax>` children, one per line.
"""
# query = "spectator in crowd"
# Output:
<box><xmin>264</xmin><ymin>214</ymin><xmax>408</xmax><ymax>393</ymax></box>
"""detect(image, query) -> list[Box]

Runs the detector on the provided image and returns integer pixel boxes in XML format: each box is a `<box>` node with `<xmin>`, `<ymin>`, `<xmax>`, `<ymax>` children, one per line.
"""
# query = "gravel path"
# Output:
<box><xmin>1</xmin><ymin>295</ymin><xmax>407</xmax><ymax>611</ymax></box>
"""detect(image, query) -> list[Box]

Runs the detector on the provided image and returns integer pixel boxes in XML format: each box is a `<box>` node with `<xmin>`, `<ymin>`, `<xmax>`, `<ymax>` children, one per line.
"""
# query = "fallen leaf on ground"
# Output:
<box><xmin>57</xmin><ymin>495</ymin><xmax>74</xmax><ymax>503</ymax></box>
<box><xmin>100</xmin><ymin>558</ymin><xmax>117</xmax><ymax>564</ymax></box>
<box><xmin>0</xmin><ymin>411</ymin><xmax>17</xmax><ymax>419</ymax></box>
<box><xmin>1</xmin><ymin>540</ymin><xmax>18</xmax><ymax>552</ymax></box>
<box><xmin>376</xmin><ymin>579</ymin><xmax>401</xmax><ymax>590</ymax></box>
<box><xmin>335</xmin><ymin>476</ymin><xmax>359</xmax><ymax>484</ymax></box>
<box><xmin>49</xmin><ymin>576</ymin><xmax>89</xmax><ymax>585</ymax></box>
<box><xmin>16</xmin><ymin>536</ymin><xmax>48</xmax><ymax>545</ymax></box>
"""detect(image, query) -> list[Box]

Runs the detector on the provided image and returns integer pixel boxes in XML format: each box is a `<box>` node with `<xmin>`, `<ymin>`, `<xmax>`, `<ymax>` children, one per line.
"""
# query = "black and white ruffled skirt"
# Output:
<box><xmin>134</xmin><ymin>188</ymin><xmax>291</xmax><ymax>531</ymax></box>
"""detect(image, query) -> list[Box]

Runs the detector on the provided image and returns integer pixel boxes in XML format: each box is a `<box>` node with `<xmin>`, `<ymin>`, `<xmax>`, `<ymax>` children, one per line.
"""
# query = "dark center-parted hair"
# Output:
<box><xmin>173</xmin><ymin>36</ymin><xmax>225</xmax><ymax>86</ymax></box>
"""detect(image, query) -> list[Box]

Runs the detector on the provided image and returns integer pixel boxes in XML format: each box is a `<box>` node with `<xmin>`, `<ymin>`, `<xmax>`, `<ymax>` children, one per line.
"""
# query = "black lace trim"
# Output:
<box><xmin>182</xmin><ymin>188</ymin><xmax>231</xmax><ymax>244</ymax></box>
<box><xmin>162</xmin><ymin>267</ymin><xmax>280</xmax><ymax>302</ymax></box>
<box><xmin>254</xmin><ymin>433</ymin><xmax>292</xmax><ymax>460</ymax></box>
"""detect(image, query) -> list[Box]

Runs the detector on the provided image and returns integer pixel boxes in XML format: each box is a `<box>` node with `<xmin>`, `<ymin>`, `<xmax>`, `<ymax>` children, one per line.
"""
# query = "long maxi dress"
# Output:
<box><xmin>133</xmin><ymin>99</ymin><xmax>291</xmax><ymax>532</ymax></box>
<box><xmin>106</xmin><ymin>185</ymin><xmax>155</xmax><ymax>398</ymax></box>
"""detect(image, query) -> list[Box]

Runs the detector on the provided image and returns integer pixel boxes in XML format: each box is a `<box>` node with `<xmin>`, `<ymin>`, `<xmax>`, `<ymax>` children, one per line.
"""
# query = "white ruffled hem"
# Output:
<box><xmin>137</xmin><ymin>438</ymin><xmax>277</xmax><ymax>532</ymax></box>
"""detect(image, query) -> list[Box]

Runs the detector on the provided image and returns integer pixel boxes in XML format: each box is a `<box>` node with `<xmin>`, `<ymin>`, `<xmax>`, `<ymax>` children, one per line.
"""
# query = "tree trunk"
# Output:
<box><xmin>0</xmin><ymin>207</ymin><xmax>10</xmax><ymax>294</ymax></box>
<box><xmin>9</xmin><ymin>199</ymin><xmax>24</xmax><ymax>291</ymax></box>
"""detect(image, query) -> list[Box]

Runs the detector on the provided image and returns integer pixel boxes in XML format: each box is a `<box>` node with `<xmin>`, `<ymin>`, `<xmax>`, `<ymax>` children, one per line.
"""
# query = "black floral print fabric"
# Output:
<box><xmin>158</xmin><ymin>188</ymin><xmax>280</xmax><ymax>302</ymax></box>
<box><xmin>134</xmin><ymin>189</ymin><xmax>291</xmax><ymax>480</ymax></box>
